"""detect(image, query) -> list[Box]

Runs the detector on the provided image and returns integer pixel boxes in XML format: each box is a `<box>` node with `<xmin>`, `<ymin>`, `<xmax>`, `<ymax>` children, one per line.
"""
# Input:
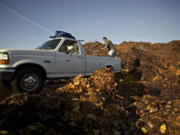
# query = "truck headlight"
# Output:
<box><xmin>0</xmin><ymin>52</ymin><xmax>10</xmax><ymax>64</ymax></box>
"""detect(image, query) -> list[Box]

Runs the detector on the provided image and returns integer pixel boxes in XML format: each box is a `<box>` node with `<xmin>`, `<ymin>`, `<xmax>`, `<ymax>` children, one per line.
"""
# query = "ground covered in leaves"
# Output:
<box><xmin>0</xmin><ymin>40</ymin><xmax>180</xmax><ymax>135</ymax></box>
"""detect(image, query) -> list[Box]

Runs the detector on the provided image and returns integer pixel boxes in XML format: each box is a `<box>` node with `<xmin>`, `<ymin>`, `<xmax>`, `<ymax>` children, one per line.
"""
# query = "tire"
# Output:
<box><xmin>11</xmin><ymin>68</ymin><xmax>45</xmax><ymax>94</ymax></box>
<box><xmin>1</xmin><ymin>80</ymin><xmax>12</xmax><ymax>90</ymax></box>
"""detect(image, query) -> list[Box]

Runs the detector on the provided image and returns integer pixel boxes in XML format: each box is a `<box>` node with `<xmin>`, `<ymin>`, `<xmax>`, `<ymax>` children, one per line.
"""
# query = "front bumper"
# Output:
<box><xmin>0</xmin><ymin>69</ymin><xmax>15</xmax><ymax>81</ymax></box>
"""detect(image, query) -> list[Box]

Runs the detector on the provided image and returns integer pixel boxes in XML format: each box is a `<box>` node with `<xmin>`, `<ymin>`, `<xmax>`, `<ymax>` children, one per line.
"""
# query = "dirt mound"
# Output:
<box><xmin>134</xmin><ymin>95</ymin><xmax>180</xmax><ymax>135</ymax></box>
<box><xmin>0</xmin><ymin>68</ymin><xmax>140</xmax><ymax>135</ymax></box>
<box><xmin>57</xmin><ymin>67</ymin><xmax>116</xmax><ymax>106</ymax></box>
<box><xmin>0</xmin><ymin>68</ymin><xmax>180</xmax><ymax>135</ymax></box>
<box><xmin>83</xmin><ymin>40</ymin><xmax>180</xmax><ymax>99</ymax></box>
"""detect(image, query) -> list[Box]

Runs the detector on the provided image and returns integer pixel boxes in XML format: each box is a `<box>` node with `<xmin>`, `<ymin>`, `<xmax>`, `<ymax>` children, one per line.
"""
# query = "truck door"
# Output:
<box><xmin>55</xmin><ymin>40</ymin><xmax>85</xmax><ymax>77</ymax></box>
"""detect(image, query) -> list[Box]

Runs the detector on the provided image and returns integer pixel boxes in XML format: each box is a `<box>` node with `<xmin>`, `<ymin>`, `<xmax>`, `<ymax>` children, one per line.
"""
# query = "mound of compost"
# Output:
<box><xmin>0</xmin><ymin>68</ymin><xmax>180</xmax><ymax>135</ymax></box>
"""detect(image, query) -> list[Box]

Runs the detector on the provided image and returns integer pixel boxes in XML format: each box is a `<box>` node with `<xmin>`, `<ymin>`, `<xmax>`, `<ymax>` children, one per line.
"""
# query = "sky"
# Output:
<box><xmin>0</xmin><ymin>0</ymin><xmax>180</xmax><ymax>49</ymax></box>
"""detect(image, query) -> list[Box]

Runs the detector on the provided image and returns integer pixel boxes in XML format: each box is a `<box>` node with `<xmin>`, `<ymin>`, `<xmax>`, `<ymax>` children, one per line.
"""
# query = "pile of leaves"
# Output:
<box><xmin>84</xmin><ymin>40</ymin><xmax>180</xmax><ymax>134</ymax></box>
<box><xmin>0</xmin><ymin>68</ymin><xmax>140</xmax><ymax>135</ymax></box>
<box><xmin>134</xmin><ymin>95</ymin><xmax>180</xmax><ymax>135</ymax></box>
<box><xmin>1</xmin><ymin>67</ymin><xmax>180</xmax><ymax>135</ymax></box>
<box><xmin>83</xmin><ymin>40</ymin><xmax>180</xmax><ymax>99</ymax></box>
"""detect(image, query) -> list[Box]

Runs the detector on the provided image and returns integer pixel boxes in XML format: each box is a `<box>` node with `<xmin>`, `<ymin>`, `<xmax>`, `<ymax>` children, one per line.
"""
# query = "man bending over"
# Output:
<box><xmin>102</xmin><ymin>37</ymin><xmax>116</xmax><ymax>57</ymax></box>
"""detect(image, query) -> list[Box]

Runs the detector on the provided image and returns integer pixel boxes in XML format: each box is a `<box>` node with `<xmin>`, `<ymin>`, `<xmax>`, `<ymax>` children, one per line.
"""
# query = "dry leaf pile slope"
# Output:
<box><xmin>83</xmin><ymin>40</ymin><xmax>180</xmax><ymax>134</ymax></box>
<box><xmin>0</xmin><ymin>68</ymin><xmax>142</xmax><ymax>135</ymax></box>
<box><xmin>0</xmin><ymin>67</ymin><xmax>180</xmax><ymax>135</ymax></box>
<box><xmin>83</xmin><ymin>40</ymin><xmax>180</xmax><ymax>99</ymax></box>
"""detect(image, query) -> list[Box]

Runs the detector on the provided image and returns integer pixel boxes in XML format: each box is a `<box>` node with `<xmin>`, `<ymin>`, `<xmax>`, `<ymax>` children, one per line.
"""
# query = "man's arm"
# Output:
<box><xmin>101</xmin><ymin>43</ymin><xmax>108</xmax><ymax>50</ymax></box>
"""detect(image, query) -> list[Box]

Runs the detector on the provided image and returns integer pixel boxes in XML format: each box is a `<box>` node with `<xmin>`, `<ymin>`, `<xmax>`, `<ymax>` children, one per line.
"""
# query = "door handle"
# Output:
<box><xmin>78</xmin><ymin>55</ymin><xmax>83</xmax><ymax>58</ymax></box>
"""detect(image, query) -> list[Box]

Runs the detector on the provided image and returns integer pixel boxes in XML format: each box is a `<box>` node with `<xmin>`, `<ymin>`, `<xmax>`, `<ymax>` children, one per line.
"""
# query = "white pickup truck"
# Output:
<box><xmin>0</xmin><ymin>37</ymin><xmax>121</xmax><ymax>93</ymax></box>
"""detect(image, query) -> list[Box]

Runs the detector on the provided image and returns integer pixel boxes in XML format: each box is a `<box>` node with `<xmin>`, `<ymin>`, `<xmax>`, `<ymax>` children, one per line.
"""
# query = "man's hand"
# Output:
<box><xmin>101</xmin><ymin>47</ymin><xmax>106</xmax><ymax>50</ymax></box>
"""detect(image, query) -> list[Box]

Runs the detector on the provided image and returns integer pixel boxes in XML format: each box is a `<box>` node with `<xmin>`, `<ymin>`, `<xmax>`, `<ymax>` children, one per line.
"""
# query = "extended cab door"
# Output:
<box><xmin>55</xmin><ymin>39</ymin><xmax>85</xmax><ymax>77</ymax></box>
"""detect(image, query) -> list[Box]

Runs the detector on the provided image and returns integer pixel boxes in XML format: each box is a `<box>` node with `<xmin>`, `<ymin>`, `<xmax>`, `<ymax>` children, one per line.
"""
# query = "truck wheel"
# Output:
<box><xmin>12</xmin><ymin>68</ymin><xmax>45</xmax><ymax>94</ymax></box>
<box><xmin>1</xmin><ymin>80</ymin><xmax>12</xmax><ymax>90</ymax></box>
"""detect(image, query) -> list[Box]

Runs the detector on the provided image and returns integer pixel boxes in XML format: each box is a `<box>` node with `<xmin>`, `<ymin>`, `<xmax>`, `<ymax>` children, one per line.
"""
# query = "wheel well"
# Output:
<box><xmin>14</xmin><ymin>64</ymin><xmax>47</xmax><ymax>79</ymax></box>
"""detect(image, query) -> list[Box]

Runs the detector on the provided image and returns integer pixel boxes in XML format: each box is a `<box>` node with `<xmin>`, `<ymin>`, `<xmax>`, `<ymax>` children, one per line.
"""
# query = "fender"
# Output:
<box><xmin>11</xmin><ymin>59</ymin><xmax>54</xmax><ymax>74</ymax></box>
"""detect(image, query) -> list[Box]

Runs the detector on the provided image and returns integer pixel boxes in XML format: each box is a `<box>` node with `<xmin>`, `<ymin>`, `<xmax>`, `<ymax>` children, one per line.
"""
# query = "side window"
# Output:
<box><xmin>59</xmin><ymin>40</ymin><xmax>79</xmax><ymax>54</ymax></box>
<box><xmin>59</xmin><ymin>40</ymin><xmax>68</xmax><ymax>53</ymax></box>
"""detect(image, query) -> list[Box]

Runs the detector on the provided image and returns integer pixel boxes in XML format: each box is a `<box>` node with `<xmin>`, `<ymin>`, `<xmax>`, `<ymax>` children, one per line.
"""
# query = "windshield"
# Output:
<box><xmin>37</xmin><ymin>39</ymin><xmax>61</xmax><ymax>50</ymax></box>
